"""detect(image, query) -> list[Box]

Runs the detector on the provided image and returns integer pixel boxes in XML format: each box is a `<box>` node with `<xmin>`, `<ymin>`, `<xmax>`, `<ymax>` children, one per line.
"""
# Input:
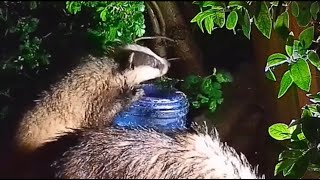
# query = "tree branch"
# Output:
<box><xmin>150</xmin><ymin>1</ymin><xmax>166</xmax><ymax>36</ymax></box>
<box><xmin>135</xmin><ymin>36</ymin><xmax>175</xmax><ymax>43</ymax></box>
<box><xmin>156</xmin><ymin>1</ymin><xmax>205</xmax><ymax>76</ymax></box>
<box><xmin>145</xmin><ymin>1</ymin><xmax>167</xmax><ymax>58</ymax></box>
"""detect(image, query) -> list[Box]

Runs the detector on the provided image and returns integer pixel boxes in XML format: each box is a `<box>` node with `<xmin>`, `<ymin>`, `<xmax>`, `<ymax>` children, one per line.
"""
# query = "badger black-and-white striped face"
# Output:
<box><xmin>120</xmin><ymin>44</ymin><xmax>171</xmax><ymax>87</ymax></box>
<box><xmin>124</xmin><ymin>44</ymin><xmax>170</xmax><ymax>75</ymax></box>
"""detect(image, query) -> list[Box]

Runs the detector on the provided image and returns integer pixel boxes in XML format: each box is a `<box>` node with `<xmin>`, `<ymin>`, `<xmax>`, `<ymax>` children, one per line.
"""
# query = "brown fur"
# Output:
<box><xmin>9</xmin><ymin>45</ymin><xmax>264</xmax><ymax>179</ymax></box>
<box><xmin>13</xmin><ymin>55</ymin><xmax>147</xmax><ymax>154</ymax></box>
<box><xmin>52</xmin><ymin>125</ymin><xmax>264</xmax><ymax>179</ymax></box>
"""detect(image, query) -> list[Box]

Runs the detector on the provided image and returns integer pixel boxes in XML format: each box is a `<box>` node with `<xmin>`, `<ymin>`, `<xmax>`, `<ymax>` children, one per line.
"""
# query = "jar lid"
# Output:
<box><xmin>112</xmin><ymin>83</ymin><xmax>189</xmax><ymax>132</ymax></box>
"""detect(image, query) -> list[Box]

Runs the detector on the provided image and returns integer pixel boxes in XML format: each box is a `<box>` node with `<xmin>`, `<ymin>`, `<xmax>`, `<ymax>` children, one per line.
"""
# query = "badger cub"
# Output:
<box><xmin>13</xmin><ymin>44</ymin><xmax>169</xmax><ymax>155</ymax></box>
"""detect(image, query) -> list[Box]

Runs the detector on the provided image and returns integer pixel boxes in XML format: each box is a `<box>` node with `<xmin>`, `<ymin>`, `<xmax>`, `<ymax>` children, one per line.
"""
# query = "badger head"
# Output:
<box><xmin>120</xmin><ymin>44</ymin><xmax>171</xmax><ymax>87</ymax></box>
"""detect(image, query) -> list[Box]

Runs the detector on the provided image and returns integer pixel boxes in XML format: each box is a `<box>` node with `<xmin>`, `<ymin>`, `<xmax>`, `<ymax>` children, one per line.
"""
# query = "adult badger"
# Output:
<box><xmin>13</xmin><ymin>44</ymin><xmax>169</xmax><ymax>154</ymax></box>
<box><xmin>52</xmin><ymin>125</ymin><xmax>264</xmax><ymax>179</ymax></box>
<box><xmin>12</xmin><ymin>43</ymin><xmax>264</xmax><ymax>179</ymax></box>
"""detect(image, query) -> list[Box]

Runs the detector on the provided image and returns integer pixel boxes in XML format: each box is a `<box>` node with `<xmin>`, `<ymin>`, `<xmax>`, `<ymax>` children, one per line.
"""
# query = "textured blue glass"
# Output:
<box><xmin>112</xmin><ymin>83</ymin><xmax>189</xmax><ymax>133</ymax></box>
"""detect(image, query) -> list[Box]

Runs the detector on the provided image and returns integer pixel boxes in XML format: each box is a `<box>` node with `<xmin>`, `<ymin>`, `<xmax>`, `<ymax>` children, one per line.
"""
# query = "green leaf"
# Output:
<box><xmin>29</xmin><ymin>1</ymin><xmax>37</xmax><ymax>10</ymax></box>
<box><xmin>228</xmin><ymin>1</ymin><xmax>245</xmax><ymax>8</ymax></box>
<box><xmin>283</xmin><ymin>151</ymin><xmax>310</xmax><ymax>178</ymax></box>
<box><xmin>291</xmin><ymin>1</ymin><xmax>299</xmax><ymax>17</ymax></box>
<box><xmin>274</xmin><ymin>159</ymin><xmax>295</xmax><ymax>176</ymax></box>
<box><xmin>270</xmin><ymin>1</ymin><xmax>279</xmax><ymax>6</ymax></box>
<box><xmin>212</xmin><ymin>10</ymin><xmax>225</xmax><ymax>28</ymax></box>
<box><xmin>100</xmin><ymin>9</ymin><xmax>107</xmax><ymax>21</ymax></box>
<box><xmin>215</xmin><ymin>72</ymin><xmax>233</xmax><ymax>83</ymax></box>
<box><xmin>308</xmin><ymin>93</ymin><xmax>320</xmax><ymax>103</ymax></box>
<box><xmin>279</xmin><ymin>150</ymin><xmax>303</xmax><ymax>161</ymax></box>
<box><xmin>289</xmin><ymin>119</ymin><xmax>302</xmax><ymax>128</ymax></box>
<box><xmin>301</xmin><ymin>117</ymin><xmax>320</xmax><ymax>143</ymax></box>
<box><xmin>301</xmin><ymin>107</ymin><xmax>313</xmax><ymax>118</ymax></box>
<box><xmin>291</xmin><ymin>126</ymin><xmax>305</xmax><ymax>141</ymax></box>
<box><xmin>268</xmin><ymin>123</ymin><xmax>292</xmax><ymax>141</ymax></box>
<box><xmin>96</xmin><ymin>7</ymin><xmax>105</xmax><ymax>12</ymax></box>
<box><xmin>211</xmin><ymin>89</ymin><xmax>222</xmax><ymax>99</ymax></box>
<box><xmin>209</xmin><ymin>100</ymin><xmax>217</xmax><ymax>112</ymax></box>
<box><xmin>288</xmin><ymin>124</ymin><xmax>297</xmax><ymax>136</ymax></box>
<box><xmin>307</xmin><ymin>104</ymin><xmax>320</xmax><ymax>114</ymax></box>
<box><xmin>290</xmin><ymin>59</ymin><xmax>311</xmax><ymax>92</ymax></box>
<box><xmin>288</xmin><ymin>124</ymin><xmax>297</xmax><ymax>134</ymax></box>
<box><xmin>192</xmin><ymin>101</ymin><xmax>201</xmax><ymax>109</ymax></box>
<box><xmin>278</xmin><ymin>70</ymin><xmax>293</xmax><ymax>98</ymax></box>
<box><xmin>274</xmin><ymin>11</ymin><xmax>290</xmax><ymax>40</ymax></box>
<box><xmin>266</xmin><ymin>53</ymin><xmax>288</xmax><ymax>69</ymax></box>
<box><xmin>266</xmin><ymin>68</ymin><xmax>277</xmax><ymax>81</ymax></box>
<box><xmin>202</xmin><ymin>1</ymin><xmax>216</xmax><ymax>8</ymax></box>
<box><xmin>197</xmin><ymin>94</ymin><xmax>209</xmax><ymax>104</ymax></box>
<box><xmin>182</xmin><ymin>75</ymin><xmax>201</xmax><ymax>90</ymax></box>
<box><xmin>308</xmin><ymin>51</ymin><xmax>320</xmax><ymax>71</ymax></box>
<box><xmin>254</xmin><ymin>2</ymin><xmax>272</xmax><ymax>39</ymax></box>
<box><xmin>138</xmin><ymin>3</ymin><xmax>145</xmax><ymax>12</ymax></box>
<box><xmin>285</xmin><ymin>32</ymin><xmax>295</xmax><ymax>56</ymax></box>
<box><xmin>201</xmin><ymin>78</ymin><xmax>213</xmax><ymax>92</ymax></box>
<box><xmin>310</xmin><ymin>1</ymin><xmax>320</xmax><ymax>19</ymax></box>
<box><xmin>274</xmin><ymin>11</ymin><xmax>289</xmax><ymax>29</ymax></box>
<box><xmin>296</xmin><ymin>2</ymin><xmax>312</xmax><ymax>27</ymax></box>
<box><xmin>185</xmin><ymin>75</ymin><xmax>201</xmax><ymax>85</ymax></box>
<box><xmin>106</xmin><ymin>27</ymin><xmax>117</xmax><ymax>42</ymax></box>
<box><xmin>299</xmin><ymin>26</ymin><xmax>314</xmax><ymax>49</ymax></box>
<box><xmin>217</xmin><ymin>97</ymin><xmax>224</xmax><ymax>104</ymax></box>
<box><xmin>297</xmin><ymin>133</ymin><xmax>306</xmax><ymax>141</ymax></box>
<box><xmin>226</xmin><ymin>11</ymin><xmax>238</xmax><ymax>30</ymax></box>
<box><xmin>308</xmin><ymin>163</ymin><xmax>320</xmax><ymax>172</ymax></box>
<box><xmin>191</xmin><ymin>10</ymin><xmax>214</xmax><ymax>32</ymax></box>
<box><xmin>204</xmin><ymin>15</ymin><xmax>214</xmax><ymax>34</ymax></box>
<box><xmin>212</xmin><ymin>82</ymin><xmax>221</xmax><ymax>89</ymax></box>
<box><xmin>287</xmin><ymin>140</ymin><xmax>309</xmax><ymax>150</ymax></box>
<box><xmin>202</xmin><ymin>1</ymin><xmax>225</xmax><ymax>9</ymax></box>
<box><xmin>293</xmin><ymin>40</ymin><xmax>307</xmax><ymax>55</ymax></box>
<box><xmin>238</xmin><ymin>8</ymin><xmax>251</xmax><ymax>39</ymax></box>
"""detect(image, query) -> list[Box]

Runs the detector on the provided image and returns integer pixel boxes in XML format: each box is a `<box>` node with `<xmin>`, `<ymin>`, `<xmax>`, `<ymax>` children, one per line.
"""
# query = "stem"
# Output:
<box><xmin>145</xmin><ymin>1</ymin><xmax>167</xmax><ymax>57</ymax></box>
<box><xmin>150</xmin><ymin>1</ymin><xmax>166</xmax><ymax>36</ymax></box>
<box><xmin>134</xmin><ymin>36</ymin><xmax>175</xmax><ymax>43</ymax></box>
<box><xmin>146</xmin><ymin>1</ymin><xmax>161</xmax><ymax>36</ymax></box>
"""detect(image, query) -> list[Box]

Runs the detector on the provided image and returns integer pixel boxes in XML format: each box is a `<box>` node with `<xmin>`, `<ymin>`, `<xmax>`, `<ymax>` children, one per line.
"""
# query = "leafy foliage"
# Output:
<box><xmin>191</xmin><ymin>1</ymin><xmax>319</xmax><ymax>98</ymax></box>
<box><xmin>179</xmin><ymin>69</ymin><xmax>233</xmax><ymax>112</ymax></box>
<box><xmin>0</xmin><ymin>1</ymin><xmax>146</xmax><ymax>121</ymax></box>
<box><xmin>155</xmin><ymin>69</ymin><xmax>233</xmax><ymax>113</ymax></box>
<box><xmin>191</xmin><ymin>1</ymin><xmax>320</xmax><ymax>178</ymax></box>
<box><xmin>65</xmin><ymin>1</ymin><xmax>146</xmax><ymax>51</ymax></box>
<box><xmin>0</xmin><ymin>1</ymin><xmax>146</xmax><ymax>75</ymax></box>
<box><xmin>0</xmin><ymin>2</ymin><xmax>51</xmax><ymax>74</ymax></box>
<box><xmin>269</xmin><ymin>94</ymin><xmax>320</xmax><ymax>178</ymax></box>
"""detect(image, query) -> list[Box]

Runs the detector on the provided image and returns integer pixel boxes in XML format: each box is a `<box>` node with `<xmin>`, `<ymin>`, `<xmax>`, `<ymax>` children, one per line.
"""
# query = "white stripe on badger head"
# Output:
<box><xmin>128</xmin><ymin>52</ymin><xmax>135</xmax><ymax>69</ymax></box>
<box><xmin>122</xmin><ymin>44</ymin><xmax>170</xmax><ymax>75</ymax></box>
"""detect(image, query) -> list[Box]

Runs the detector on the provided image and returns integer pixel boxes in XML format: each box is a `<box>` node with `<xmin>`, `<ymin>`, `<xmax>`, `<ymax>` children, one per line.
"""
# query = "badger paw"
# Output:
<box><xmin>132</xmin><ymin>88</ymin><xmax>145</xmax><ymax>101</ymax></box>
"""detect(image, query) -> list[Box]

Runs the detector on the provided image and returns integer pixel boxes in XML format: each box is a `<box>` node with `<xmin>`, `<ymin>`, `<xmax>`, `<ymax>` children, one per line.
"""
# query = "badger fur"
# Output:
<box><xmin>13</xmin><ymin>44</ymin><xmax>169</xmax><ymax>154</ymax></box>
<box><xmin>10</xmin><ymin>43</ymin><xmax>264</xmax><ymax>179</ymax></box>
<box><xmin>52</xmin><ymin>124</ymin><xmax>264</xmax><ymax>179</ymax></box>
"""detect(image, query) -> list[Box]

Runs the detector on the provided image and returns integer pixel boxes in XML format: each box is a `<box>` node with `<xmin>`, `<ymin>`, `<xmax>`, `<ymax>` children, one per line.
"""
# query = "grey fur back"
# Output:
<box><xmin>52</xmin><ymin>125</ymin><xmax>264</xmax><ymax>179</ymax></box>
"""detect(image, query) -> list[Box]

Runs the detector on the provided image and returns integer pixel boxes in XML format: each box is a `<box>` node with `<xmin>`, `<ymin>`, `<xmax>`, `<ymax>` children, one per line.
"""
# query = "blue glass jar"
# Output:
<box><xmin>112</xmin><ymin>83</ymin><xmax>189</xmax><ymax>133</ymax></box>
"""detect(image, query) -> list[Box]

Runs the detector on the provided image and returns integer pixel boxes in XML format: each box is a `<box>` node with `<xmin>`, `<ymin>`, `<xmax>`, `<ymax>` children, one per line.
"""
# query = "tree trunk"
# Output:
<box><xmin>156</xmin><ymin>1</ymin><xmax>205</xmax><ymax>77</ymax></box>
